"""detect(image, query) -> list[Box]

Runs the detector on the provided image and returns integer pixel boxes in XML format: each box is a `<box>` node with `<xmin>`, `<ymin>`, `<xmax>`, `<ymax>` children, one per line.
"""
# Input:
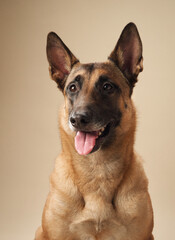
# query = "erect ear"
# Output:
<box><xmin>109</xmin><ymin>23</ymin><xmax>143</xmax><ymax>89</ymax></box>
<box><xmin>46</xmin><ymin>32</ymin><xmax>79</xmax><ymax>91</ymax></box>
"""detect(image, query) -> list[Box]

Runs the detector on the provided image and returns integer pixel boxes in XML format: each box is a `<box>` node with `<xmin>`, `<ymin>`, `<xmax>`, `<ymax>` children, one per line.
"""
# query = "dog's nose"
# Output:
<box><xmin>70</xmin><ymin>112</ymin><xmax>91</xmax><ymax>129</ymax></box>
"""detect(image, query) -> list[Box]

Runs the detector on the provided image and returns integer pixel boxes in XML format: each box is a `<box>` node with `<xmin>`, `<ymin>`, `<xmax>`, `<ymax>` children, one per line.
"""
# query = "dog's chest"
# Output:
<box><xmin>70</xmin><ymin>191</ymin><xmax>117</xmax><ymax>237</ymax></box>
<box><xmin>70</xmin><ymin>189</ymin><xmax>119</xmax><ymax>238</ymax></box>
<box><xmin>83</xmin><ymin>192</ymin><xmax>116</xmax><ymax>221</ymax></box>
<box><xmin>71</xmin><ymin>162</ymin><xmax>121</xmax><ymax>233</ymax></box>
<box><xmin>78</xmin><ymin>158</ymin><xmax>122</xmax><ymax>198</ymax></box>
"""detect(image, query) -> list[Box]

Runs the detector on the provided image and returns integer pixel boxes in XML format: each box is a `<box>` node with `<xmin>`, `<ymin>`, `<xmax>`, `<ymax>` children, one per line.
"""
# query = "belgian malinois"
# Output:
<box><xmin>35</xmin><ymin>23</ymin><xmax>154</xmax><ymax>240</ymax></box>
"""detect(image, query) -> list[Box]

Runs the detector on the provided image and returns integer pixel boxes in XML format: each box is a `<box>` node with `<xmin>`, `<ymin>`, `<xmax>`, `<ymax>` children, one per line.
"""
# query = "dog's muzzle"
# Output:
<box><xmin>69</xmin><ymin>109</ymin><xmax>119</xmax><ymax>156</ymax></box>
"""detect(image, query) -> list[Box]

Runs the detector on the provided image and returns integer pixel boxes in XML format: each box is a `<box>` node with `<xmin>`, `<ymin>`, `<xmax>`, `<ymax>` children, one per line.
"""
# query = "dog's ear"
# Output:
<box><xmin>46</xmin><ymin>32</ymin><xmax>79</xmax><ymax>91</ymax></box>
<box><xmin>109</xmin><ymin>23</ymin><xmax>143</xmax><ymax>89</ymax></box>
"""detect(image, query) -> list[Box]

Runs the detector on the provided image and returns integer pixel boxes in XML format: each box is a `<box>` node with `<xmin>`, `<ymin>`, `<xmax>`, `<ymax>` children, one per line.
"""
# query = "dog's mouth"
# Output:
<box><xmin>74</xmin><ymin>122</ymin><xmax>112</xmax><ymax>155</ymax></box>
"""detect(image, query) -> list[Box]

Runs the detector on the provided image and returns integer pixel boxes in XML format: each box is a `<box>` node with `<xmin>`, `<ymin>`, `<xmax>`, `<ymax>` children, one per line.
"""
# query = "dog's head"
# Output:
<box><xmin>46</xmin><ymin>23</ymin><xmax>143</xmax><ymax>155</ymax></box>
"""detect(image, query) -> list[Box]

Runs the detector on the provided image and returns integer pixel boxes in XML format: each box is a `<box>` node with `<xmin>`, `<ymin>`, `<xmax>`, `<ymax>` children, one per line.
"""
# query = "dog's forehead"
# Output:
<box><xmin>68</xmin><ymin>61</ymin><xmax>125</xmax><ymax>86</ymax></box>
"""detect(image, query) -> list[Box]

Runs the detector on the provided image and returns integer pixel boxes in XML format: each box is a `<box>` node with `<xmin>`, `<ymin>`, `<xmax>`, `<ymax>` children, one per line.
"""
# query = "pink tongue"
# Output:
<box><xmin>75</xmin><ymin>131</ymin><xmax>98</xmax><ymax>155</ymax></box>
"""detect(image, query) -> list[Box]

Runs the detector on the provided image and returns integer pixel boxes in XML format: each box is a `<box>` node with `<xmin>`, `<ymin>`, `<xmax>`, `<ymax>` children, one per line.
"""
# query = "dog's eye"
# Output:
<box><xmin>69</xmin><ymin>84</ymin><xmax>77</xmax><ymax>93</ymax></box>
<box><xmin>103</xmin><ymin>82</ymin><xmax>113</xmax><ymax>92</ymax></box>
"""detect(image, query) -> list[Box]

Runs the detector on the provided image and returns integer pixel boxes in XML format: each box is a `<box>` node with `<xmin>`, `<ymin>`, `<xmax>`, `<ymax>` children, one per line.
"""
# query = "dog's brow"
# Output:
<box><xmin>82</xmin><ymin>63</ymin><xmax>95</xmax><ymax>76</ymax></box>
<box><xmin>74</xmin><ymin>75</ymin><xmax>82</xmax><ymax>83</ymax></box>
<box><xmin>87</xmin><ymin>64</ymin><xmax>95</xmax><ymax>74</ymax></box>
<box><xmin>97</xmin><ymin>75</ymin><xmax>114</xmax><ymax>86</ymax></box>
<box><xmin>98</xmin><ymin>75</ymin><xmax>110</xmax><ymax>82</ymax></box>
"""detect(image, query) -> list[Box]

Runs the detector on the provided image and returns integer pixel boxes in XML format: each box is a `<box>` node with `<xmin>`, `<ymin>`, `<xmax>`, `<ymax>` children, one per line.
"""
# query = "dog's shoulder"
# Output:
<box><xmin>118</xmin><ymin>153</ymin><xmax>149</xmax><ymax>195</ymax></box>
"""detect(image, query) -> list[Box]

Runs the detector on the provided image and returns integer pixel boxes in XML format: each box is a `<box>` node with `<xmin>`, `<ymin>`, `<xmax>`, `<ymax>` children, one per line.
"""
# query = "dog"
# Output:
<box><xmin>35</xmin><ymin>23</ymin><xmax>154</xmax><ymax>240</ymax></box>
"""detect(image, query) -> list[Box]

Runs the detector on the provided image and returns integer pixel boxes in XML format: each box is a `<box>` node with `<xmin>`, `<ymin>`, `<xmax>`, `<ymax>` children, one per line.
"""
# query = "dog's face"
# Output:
<box><xmin>64</xmin><ymin>62</ymin><xmax>129</xmax><ymax>155</ymax></box>
<box><xmin>46</xmin><ymin>23</ymin><xmax>143</xmax><ymax>155</ymax></box>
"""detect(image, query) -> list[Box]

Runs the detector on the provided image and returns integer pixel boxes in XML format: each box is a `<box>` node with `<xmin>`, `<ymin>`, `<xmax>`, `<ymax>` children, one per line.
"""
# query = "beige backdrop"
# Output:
<box><xmin>1</xmin><ymin>0</ymin><xmax>175</xmax><ymax>239</ymax></box>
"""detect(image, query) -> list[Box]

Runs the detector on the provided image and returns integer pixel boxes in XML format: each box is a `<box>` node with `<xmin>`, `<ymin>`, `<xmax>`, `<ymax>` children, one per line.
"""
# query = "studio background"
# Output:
<box><xmin>1</xmin><ymin>0</ymin><xmax>175</xmax><ymax>239</ymax></box>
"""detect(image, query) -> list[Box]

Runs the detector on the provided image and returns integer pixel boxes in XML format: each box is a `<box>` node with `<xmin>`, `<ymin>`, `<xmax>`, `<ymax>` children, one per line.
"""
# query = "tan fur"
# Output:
<box><xmin>35</xmin><ymin>62</ymin><xmax>153</xmax><ymax>240</ymax></box>
<box><xmin>35</xmin><ymin>23</ymin><xmax>153</xmax><ymax>239</ymax></box>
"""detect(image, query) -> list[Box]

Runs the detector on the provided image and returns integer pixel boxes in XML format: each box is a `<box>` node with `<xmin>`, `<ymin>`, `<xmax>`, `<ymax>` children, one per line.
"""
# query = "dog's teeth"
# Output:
<box><xmin>98</xmin><ymin>127</ymin><xmax>105</xmax><ymax>136</ymax></box>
